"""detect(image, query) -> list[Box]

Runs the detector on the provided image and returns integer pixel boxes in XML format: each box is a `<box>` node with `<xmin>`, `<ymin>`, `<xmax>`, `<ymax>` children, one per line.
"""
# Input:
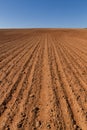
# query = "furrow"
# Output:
<box><xmin>51</xmin><ymin>37</ymin><xmax>87</xmax><ymax>130</ymax></box>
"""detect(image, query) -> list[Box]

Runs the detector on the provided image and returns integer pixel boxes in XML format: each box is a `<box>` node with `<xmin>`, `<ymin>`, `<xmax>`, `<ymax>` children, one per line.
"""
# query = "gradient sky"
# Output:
<box><xmin>0</xmin><ymin>0</ymin><xmax>87</xmax><ymax>28</ymax></box>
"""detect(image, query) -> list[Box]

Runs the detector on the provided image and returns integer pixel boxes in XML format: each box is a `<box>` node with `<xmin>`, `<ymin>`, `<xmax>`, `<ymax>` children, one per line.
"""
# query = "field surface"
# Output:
<box><xmin>0</xmin><ymin>29</ymin><xmax>87</xmax><ymax>130</ymax></box>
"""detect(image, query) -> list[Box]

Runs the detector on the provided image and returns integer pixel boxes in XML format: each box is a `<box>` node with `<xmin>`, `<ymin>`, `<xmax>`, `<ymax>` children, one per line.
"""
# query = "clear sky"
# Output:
<box><xmin>0</xmin><ymin>0</ymin><xmax>87</xmax><ymax>28</ymax></box>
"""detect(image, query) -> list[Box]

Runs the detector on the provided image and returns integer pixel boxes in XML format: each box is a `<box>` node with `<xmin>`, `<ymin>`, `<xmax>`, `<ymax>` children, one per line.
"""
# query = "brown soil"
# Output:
<box><xmin>0</xmin><ymin>29</ymin><xmax>87</xmax><ymax>130</ymax></box>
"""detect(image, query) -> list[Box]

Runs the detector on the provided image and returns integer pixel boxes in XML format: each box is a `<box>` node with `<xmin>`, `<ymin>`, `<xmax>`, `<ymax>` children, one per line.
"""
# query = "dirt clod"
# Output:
<box><xmin>47</xmin><ymin>124</ymin><xmax>51</xmax><ymax>129</ymax></box>
<box><xmin>35</xmin><ymin>120</ymin><xmax>41</xmax><ymax>128</ymax></box>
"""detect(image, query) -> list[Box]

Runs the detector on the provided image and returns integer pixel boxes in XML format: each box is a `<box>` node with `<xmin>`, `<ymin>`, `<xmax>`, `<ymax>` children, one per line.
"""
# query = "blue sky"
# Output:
<box><xmin>0</xmin><ymin>0</ymin><xmax>87</xmax><ymax>28</ymax></box>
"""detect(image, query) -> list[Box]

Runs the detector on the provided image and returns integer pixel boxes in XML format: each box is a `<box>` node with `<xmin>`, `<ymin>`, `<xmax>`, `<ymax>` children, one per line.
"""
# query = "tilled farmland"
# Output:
<box><xmin>0</xmin><ymin>29</ymin><xmax>87</xmax><ymax>130</ymax></box>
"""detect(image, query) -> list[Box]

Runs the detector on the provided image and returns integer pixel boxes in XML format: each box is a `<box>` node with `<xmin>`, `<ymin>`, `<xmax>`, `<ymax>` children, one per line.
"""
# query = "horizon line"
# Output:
<box><xmin>0</xmin><ymin>27</ymin><xmax>86</xmax><ymax>29</ymax></box>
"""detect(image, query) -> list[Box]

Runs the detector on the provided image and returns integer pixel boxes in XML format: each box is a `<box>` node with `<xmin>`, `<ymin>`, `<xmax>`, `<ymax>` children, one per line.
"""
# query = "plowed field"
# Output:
<box><xmin>0</xmin><ymin>29</ymin><xmax>87</xmax><ymax>130</ymax></box>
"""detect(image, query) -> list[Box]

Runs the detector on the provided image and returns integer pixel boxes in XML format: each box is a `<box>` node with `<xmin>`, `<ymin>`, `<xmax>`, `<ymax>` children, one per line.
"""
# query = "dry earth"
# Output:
<box><xmin>0</xmin><ymin>29</ymin><xmax>87</xmax><ymax>130</ymax></box>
